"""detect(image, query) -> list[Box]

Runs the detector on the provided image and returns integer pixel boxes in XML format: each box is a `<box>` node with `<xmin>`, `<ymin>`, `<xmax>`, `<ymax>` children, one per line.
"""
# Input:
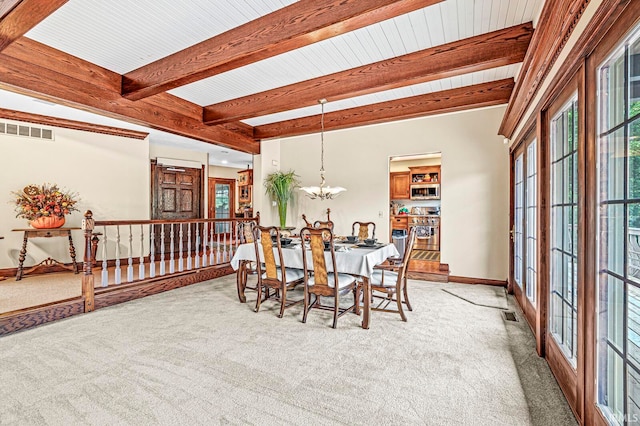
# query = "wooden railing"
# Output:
<box><xmin>80</xmin><ymin>211</ymin><xmax>259</xmax><ymax>312</ymax></box>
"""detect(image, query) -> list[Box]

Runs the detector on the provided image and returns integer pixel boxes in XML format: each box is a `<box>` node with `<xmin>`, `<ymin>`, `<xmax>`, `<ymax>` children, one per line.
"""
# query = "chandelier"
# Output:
<box><xmin>300</xmin><ymin>99</ymin><xmax>346</xmax><ymax>200</ymax></box>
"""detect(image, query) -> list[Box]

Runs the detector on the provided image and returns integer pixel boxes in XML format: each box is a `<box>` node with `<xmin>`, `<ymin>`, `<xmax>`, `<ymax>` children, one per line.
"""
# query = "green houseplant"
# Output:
<box><xmin>264</xmin><ymin>170</ymin><xmax>300</xmax><ymax>229</ymax></box>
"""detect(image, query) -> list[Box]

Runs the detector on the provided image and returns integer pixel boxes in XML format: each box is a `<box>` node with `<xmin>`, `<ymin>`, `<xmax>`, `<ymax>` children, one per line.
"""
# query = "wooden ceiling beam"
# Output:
<box><xmin>0</xmin><ymin>37</ymin><xmax>260</xmax><ymax>154</ymax></box>
<box><xmin>0</xmin><ymin>0</ymin><xmax>68</xmax><ymax>53</ymax></box>
<box><xmin>204</xmin><ymin>23</ymin><xmax>532</xmax><ymax>126</ymax></box>
<box><xmin>0</xmin><ymin>107</ymin><xmax>149</xmax><ymax>139</ymax></box>
<box><xmin>254</xmin><ymin>78</ymin><xmax>514</xmax><ymax>140</ymax></box>
<box><xmin>121</xmin><ymin>0</ymin><xmax>444</xmax><ymax>101</ymax></box>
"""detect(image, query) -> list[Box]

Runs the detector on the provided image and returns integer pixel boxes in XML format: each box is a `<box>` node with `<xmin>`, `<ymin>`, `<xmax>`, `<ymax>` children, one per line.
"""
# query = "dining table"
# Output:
<box><xmin>230</xmin><ymin>238</ymin><xmax>400</xmax><ymax>329</ymax></box>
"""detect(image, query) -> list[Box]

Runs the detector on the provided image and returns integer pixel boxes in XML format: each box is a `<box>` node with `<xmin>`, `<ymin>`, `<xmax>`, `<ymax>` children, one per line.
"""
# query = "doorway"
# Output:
<box><xmin>208</xmin><ymin>178</ymin><xmax>235</xmax><ymax>237</ymax></box>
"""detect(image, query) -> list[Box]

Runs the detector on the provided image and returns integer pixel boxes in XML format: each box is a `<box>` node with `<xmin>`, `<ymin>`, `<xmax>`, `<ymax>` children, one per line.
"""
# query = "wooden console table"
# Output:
<box><xmin>12</xmin><ymin>228</ymin><xmax>80</xmax><ymax>280</ymax></box>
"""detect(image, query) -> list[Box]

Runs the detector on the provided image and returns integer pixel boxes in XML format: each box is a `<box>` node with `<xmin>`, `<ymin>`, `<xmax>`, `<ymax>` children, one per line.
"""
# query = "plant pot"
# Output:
<box><xmin>30</xmin><ymin>216</ymin><xmax>65</xmax><ymax>229</ymax></box>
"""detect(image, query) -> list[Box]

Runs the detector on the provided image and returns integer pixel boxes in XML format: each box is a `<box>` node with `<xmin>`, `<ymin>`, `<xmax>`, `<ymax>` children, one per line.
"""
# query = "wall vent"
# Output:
<box><xmin>0</xmin><ymin>121</ymin><xmax>54</xmax><ymax>140</ymax></box>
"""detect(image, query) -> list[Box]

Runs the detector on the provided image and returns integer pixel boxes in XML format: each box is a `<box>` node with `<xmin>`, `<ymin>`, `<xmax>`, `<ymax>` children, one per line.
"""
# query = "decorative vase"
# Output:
<box><xmin>30</xmin><ymin>216</ymin><xmax>65</xmax><ymax>229</ymax></box>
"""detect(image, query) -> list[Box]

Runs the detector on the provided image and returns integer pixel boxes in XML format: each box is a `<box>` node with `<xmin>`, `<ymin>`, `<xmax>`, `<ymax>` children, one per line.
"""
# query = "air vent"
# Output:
<box><xmin>0</xmin><ymin>121</ymin><xmax>54</xmax><ymax>140</ymax></box>
<box><xmin>502</xmin><ymin>311</ymin><xmax>518</xmax><ymax>322</ymax></box>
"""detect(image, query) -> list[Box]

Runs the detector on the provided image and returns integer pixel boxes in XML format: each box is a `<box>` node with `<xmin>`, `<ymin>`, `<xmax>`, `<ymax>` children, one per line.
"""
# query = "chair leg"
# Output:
<box><xmin>278</xmin><ymin>286</ymin><xmax>287</xmax><ymax>318</ymax></box>
<box><xmin>302</xmin><ymin>290</ymin><xmax>310</xmax><ymax>323</ymax></box>
<box><xmin>396</xmin><ymin>289</ymin><xmax>407</xmax><ymax>322</ymax></box>
<box><xmin>254</xmin><ymin>284</ymin><xmax>262</xmax><ymax>313</ymax></box>
<box><xmin>403</xmin><ymin>276</ymin><xmax>413</xmax><ymax>311</ymax></box>
<box><xmin>353</xmin><ymin>284</ymin><xmax>361</xmax><ymax>315</ymax></box>
<box><xmin>332</xmin><ymin>293</ymin><xmax>339</xmax><ymax>329</ymax></box>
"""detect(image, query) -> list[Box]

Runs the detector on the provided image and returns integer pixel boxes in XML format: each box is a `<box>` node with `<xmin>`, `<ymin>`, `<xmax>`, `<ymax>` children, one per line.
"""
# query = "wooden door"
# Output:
<box><xmin>208</xmin><ymin>177</ymin><xmax>235</xmax><ymax>237</ymax></box>
<box><xmin>151</xmin><ymin>163</ymin><xmax>203</xmax><ymax>252</ymax></box>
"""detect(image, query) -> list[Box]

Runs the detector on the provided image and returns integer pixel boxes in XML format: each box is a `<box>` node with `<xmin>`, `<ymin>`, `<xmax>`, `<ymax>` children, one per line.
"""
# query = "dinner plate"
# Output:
<box><xmin>355</xmin><ymin>242</ymin><xmax>385</xmax><ymax>249</ymax></box>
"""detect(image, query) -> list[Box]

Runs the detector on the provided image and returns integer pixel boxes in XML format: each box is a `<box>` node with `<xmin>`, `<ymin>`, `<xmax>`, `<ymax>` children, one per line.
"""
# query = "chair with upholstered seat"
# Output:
<box><xmin>369</xmin><ymin>226</ymin><xmax>417</xmax><ymax>321</ymax></box>
<box><xmin>253</xmin><ymin>225</ymin><xmax>305</xmax><ymax>318</ymax></box>
<box><xmin>352</xmin><ymin>221</ymin><xmax>376</xmax><ymax>241</ymax></box>
<box><xmin>300</xmin><ymin>227</ymin><xmax>361</xmax><ymax>328</ymax></box>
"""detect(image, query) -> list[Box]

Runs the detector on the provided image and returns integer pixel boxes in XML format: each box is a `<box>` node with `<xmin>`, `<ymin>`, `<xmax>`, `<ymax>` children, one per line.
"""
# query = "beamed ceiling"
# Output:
<box><xmin>0</xmin><ymin>0</ymin><xmax>551</xmax><ymax>156</ymax></box>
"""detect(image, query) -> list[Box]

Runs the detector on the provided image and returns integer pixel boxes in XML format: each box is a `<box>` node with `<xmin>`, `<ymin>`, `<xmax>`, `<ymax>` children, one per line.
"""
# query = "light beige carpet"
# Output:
<box><xmin>0</xmin><ymin>276</ymin><xmax>576</xmax><ymax>425</ymax></box>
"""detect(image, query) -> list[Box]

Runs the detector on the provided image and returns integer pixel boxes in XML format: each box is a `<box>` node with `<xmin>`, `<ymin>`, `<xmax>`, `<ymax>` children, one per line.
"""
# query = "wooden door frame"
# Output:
<box><xmin>208</xmin><ymin>177</ymin><xmax>236</xmax><ymax>220</ymax></box>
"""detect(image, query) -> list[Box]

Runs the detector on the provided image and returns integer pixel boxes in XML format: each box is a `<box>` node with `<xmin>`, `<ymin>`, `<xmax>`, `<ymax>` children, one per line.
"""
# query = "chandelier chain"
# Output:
<box><xmin>320</xmin><ymin>101</ymin><xmax>325</xmax><ymax>173</ymax></box>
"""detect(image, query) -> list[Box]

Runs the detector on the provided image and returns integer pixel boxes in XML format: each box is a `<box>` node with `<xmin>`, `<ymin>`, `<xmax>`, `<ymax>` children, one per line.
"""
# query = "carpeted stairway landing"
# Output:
<box><xmin>0</xmin><ymin>276</ymin><xmax>576</xmax><ymax>425</ymax></box>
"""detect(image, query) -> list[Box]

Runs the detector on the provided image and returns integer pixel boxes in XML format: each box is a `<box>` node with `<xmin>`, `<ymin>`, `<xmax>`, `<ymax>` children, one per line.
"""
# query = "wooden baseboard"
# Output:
<box><xmin>407</xmin><ymin>271</ymin><xmax>449</xmax><ymax>282</ymax></box>
<box><xmin>0</xmin><ymin>297</ymin><xmax>86</xmax><ymax>336</ymax></box>
<box><xmin>448</xmin><ymin>275</ymin><xmax>508</xmax><ymax>287</ymax></box>
<box><xmin>94</xmin><ymin>265</ymin><xmax>233</xmax><ymax>309</ymax></box>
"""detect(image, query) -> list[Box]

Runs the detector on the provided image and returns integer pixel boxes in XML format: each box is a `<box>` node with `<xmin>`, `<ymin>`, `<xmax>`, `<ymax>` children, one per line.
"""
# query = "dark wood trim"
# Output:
<box><xmin>204</xmin><ymin>23</ymin><xmax>532</xmax><ymax>125</ymax></box>
<box><xmin>0</xmin><ymin>38</ymin><xmax>260</xmax><ymax>153</ymax></box>
<box><xmin>121</xmin><ymin>0</ymin><xmax>443</xmax><ymax>100</ymax></box>
<box><xmin>536</xmin><ymin>109</ymin><xmax>549</xmax><ymax>358</ymax></box>
<box><xmin>447</xmin><ymin>276</ymin><xmax>507</xmax><ymax>287</ymax></box>
<box><xmin>503</xmin><ymin>0</ymin><xmax>632</xmax><ymax>140</ymax></box>
<box><xmin>208</xmin><ymin>177</ymin><xmax>236</xmax><ymax>220</ymax></box>
<box><xmin>547</xmin><ymin>337</ymin><xmax>580</xmax><ymax>421</ymax></box>
<box><xmin>0</xmin><ymin>297</ymin><xmax>85</xmax><ymax>336</ymax></box>
<box><xmin>255</xmin><ymin>79</ymin><xmax>514</xmax><ymax>139</ymax></box>
<box><xmin>0</xmin><ymin>107</ymin><xmax>149</xmax><ymax>139</ymax></box>
<box><xmin>499</xmin><ymin>0</ymin><xmax>589</xmax><ymax>137</ymax></box>
<box><xmin>94</xmin><ymin>265</ymin><xmax>233</xmax><ymax>309</ymax></box>
<box><xmin>0</xmin><ymin>0</ymin><xmax>67</xmax><ymax>53</ymax></box>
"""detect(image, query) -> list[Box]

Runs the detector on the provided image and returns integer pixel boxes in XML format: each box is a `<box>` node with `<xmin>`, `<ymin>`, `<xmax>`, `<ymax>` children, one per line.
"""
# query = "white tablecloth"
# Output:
<box><xmin>230</xmin><ymin>242</ymin><xmax>399</xmax><ymax>278</ymax></box>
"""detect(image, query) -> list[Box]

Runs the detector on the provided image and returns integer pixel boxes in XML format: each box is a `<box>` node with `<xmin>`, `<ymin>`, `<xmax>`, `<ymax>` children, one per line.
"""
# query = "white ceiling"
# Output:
<box><xmin>2</xmin><ymin>0</ymin><xmax>544</xmax><ymax>162</ymax></box>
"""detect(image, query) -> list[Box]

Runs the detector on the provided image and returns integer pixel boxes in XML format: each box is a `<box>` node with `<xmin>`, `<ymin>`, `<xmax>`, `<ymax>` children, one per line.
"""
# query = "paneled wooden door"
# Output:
<box><xmin>151</xmin><ymin>162</ymin><xmax>203</xmax><ymax>252</ymax></box>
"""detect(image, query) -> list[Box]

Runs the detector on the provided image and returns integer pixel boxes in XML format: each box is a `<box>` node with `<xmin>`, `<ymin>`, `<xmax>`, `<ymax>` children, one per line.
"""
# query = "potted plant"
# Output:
<box><xmin>12</xmin><ymin>183</ymin><xmax>79</xmax><ymax>228</ymax></box>
<box><xmin>264</xmin><ymin>170</ymin><xmax>300</xmax><ymax>229</ymax></box>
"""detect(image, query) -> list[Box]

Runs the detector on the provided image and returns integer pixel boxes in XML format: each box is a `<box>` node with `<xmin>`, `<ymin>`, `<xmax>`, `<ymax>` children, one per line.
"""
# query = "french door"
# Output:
<box><xmin>208</xmin><ymin>178</ymin><xmax>235</xmax><ymax>236</ymax></box>
<box><xmin>511</xmin><ymin>131</ymin><xmax>538</xmax><ymax>328</ymax></box>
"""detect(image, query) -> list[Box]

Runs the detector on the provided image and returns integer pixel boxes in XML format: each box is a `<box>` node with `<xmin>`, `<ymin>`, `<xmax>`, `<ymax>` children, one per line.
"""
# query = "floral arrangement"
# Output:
<box><xmin>12</xmin><ymin>183</ymin><xmax>79</xmax><ymax>220</ymax></box>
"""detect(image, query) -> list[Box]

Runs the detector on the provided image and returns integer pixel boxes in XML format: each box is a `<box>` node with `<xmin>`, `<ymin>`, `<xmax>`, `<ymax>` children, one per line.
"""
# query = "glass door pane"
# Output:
<box><xmin>526</xmin><ymin>140</ymin><xmax>538</xmax><ymax>302</ymax></box>
<box><xmin>597</xmin><ymin>24</ymin><xmax>640</xmax><ymax>424</ymax></box>
<box><xmin>514</xmin><ymin>153</ymin><xmax>524</xmax><ymax>289</ymax></box>
<box><xmin>215</xmin><ymin>183</ymin><xmax>231</xmax><ymax>234</ymax></box>
<box><xmin>550</xmin><ymin>96</ymin><xmax>579</xmax><ymax>367</ymax></box>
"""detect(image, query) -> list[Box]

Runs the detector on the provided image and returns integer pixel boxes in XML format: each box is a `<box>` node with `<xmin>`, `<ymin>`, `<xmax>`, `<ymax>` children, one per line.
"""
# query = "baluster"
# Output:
<box><xmin>160</xmin><ymin>224</ymin><xmax>166</xmax><ymax>275</ymax></box>
<box><xmin>139</xmin><ymin>224</ymin><xmax>145</xmax><ymax>280</ymax></box>
<box><xmin>209</xmin><ymin>222</ymin><xmax>215</xmax><ymax>265</ymax></box>
<box><xmin>187</xmin><ymin>223</ymin><xmax>192</xmax><ymax>270</ymax></box>
<box><xmin>223</xmin><ymin>232</ymin><xmax>228</xmax><ymax>262</ymax></box>
<box><xmin>150</xmin><ymin>224</ymin><xmax>156</xmax><ymax>278</ymax></box>
<box><xmin>127</xmin><ymin>225</ymin><xmax>134</xmax><ymax>282</ymax></box>
<box><xmin>115</xmin><ymin>226</ymin><xmax>121</xmax><ymax>284</ymax></box>
<box><xmin>101</xmin><ymin>225</ymin><xmax>108</xmax><ymax>287</ymax></box>
<box><xmin>195</xmin><ymin>224</ymin><xmax>200</xmax><ymax>269</ymax></box>
<box><xmin>201</xmin><ymin>222</ymin><xmax>208</xmax><ymax>267</ymax></box>
<box><xmin>228</xmin><ymin>221</ymin><xmax>234</xmax><ymax>259</ymax></box>
<box><xmin>178</xmin><ymin>223</ymin><xmax>184</xmax><ymax>272</ymax></box>
<box><xmin>216</xmin><ymin>232</ymin><xmax>221</xmax><ymax>264</ymax></box>
<box><xmin>169</xmin><ymin>223</ymin><xmax>175</xmax><ymax>274</ymax></box>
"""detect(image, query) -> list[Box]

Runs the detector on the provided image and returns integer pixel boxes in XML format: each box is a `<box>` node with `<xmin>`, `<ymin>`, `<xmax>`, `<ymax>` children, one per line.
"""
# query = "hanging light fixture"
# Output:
<box><xmin>300</xmin><ymin>99</ymin><xmax>346</xmax><ymax>200</ymax></box>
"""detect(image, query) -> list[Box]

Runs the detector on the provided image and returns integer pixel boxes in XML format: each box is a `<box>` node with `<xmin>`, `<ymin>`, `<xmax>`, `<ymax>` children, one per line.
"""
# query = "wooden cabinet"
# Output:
<box><xmin>237</xmin><ymin>168</ymin><xmax>253</xmax><ymax>206</ymax></box>
<box><xmin>237</xmin><ymin>169</ymin><xmax>253</xmax><ymax>186</ymax></box>
<box><xmin>390</xmin><ymin>172</ymin><xmax>410</xmax><ymax>199</ymax></box>
<box><xmin>390</xmin><ymin>215</ymin><xmax>409</xmax><ymax>231</ymax></box>
<box><xmin>409</xmin><ymin>166</ymin><xmax>440</xmax><ymax>184</ymax></box>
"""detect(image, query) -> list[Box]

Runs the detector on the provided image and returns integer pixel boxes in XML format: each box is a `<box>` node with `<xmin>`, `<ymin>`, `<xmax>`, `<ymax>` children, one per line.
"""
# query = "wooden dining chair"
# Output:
<box><xmin>252</xmin><ymin>225</ymin><xmax>305</xmax><ymax>318</ymax></box>
<box><xmin>302</xmin><ymin>208</ymin><xmax>334</xmax><ymax>231</ymax></box>
<box><xmin>351</xmin><ymin>221</ymin><xmax>376</xmax><ymax>240</ymax></box>
<box><xmin>369</xmin><ymin>226</ymin><xmax>417</xmax><ymax>321</ymax></box>
<box><xmin>300</xmin><ymin>227</ymin><xmax>361</xmax><ymax>328</ymax></box>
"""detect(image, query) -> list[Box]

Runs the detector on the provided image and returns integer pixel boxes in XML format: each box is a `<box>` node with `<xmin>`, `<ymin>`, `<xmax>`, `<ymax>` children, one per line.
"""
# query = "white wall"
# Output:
<box><xmin>0</xmin><ymin>125</ymin><xmax>150</xmax><ymax>269</ymax></box>
<box><xmin>260</xmin><ymin>106</ymin><xmax>510</xmax><ymax>280</ymax></box>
